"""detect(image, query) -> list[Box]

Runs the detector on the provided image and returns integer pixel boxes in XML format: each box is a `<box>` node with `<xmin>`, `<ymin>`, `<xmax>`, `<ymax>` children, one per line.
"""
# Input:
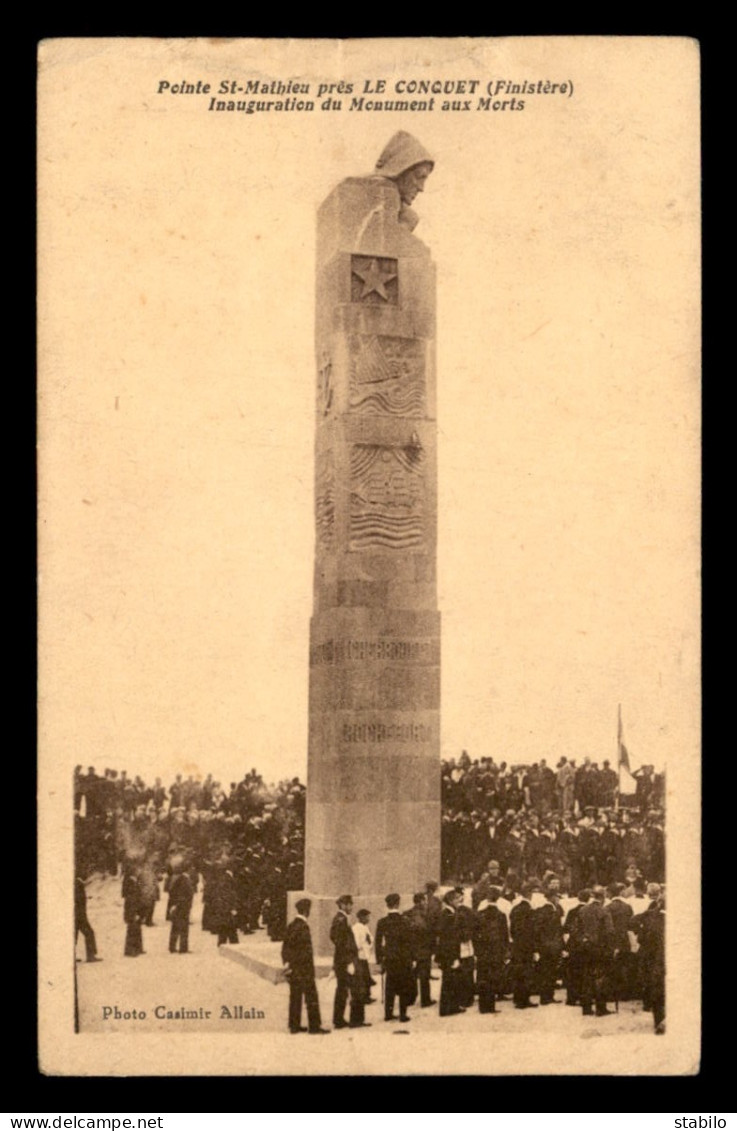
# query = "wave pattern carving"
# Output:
<box><xmin>349</xmin><ymin>335</ymin><xmax>425</xmax><ymax>417</ymax></box>
<box><xmin>315</xmin><ymin>451</ymin><xmax>335</xmax><ymax>548</ymax></box>
<box><xmin>349</xmin><ymin>444</ymin><xmax>425</xmax><ymax>551</ymax></box>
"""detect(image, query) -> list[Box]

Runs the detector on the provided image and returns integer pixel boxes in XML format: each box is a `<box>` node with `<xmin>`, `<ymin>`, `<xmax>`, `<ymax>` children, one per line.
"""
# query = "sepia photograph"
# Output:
<box><xmin>38</xmin><ymin>36</ymin><xmax>700</xmax><ymax>1076</ymax></box>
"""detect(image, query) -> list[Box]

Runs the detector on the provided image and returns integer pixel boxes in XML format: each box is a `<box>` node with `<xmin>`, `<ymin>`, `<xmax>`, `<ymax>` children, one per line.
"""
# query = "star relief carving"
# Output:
<box><xmin>352</xmin><ymin>257</ymin><xmax>397</xmax><ymax>301</ymax></box>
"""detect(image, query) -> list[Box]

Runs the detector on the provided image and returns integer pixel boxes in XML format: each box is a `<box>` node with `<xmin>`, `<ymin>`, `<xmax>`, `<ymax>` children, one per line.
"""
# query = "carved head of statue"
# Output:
<box><xmin>394</xmin><ymin>162</ymin><xmax>433</xmax><ymax>205</ymax></box>
<box><xmin>374</xmin><ymin>131</ymin><xmax>435</xmax><ymax>229</ymax></box>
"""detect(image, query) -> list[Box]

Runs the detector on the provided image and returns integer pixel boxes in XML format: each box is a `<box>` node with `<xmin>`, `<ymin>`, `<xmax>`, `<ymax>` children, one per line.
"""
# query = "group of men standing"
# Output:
<box><xmin>281</xmin><ymin>875</ymin><xmax>665</xmax><ymax>1035</ymax></box>
<box><xmin>281</xmin><ymin>889</ymin><xmax>442</xmax><ymax>1035</ymax></box>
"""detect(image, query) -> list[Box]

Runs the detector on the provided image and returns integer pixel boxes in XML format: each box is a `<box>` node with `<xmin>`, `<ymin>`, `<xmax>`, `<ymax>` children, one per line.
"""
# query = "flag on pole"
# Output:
<box><xmin>618</xmin><ymin>704</ymin><xmax>637</xmax><ymax>796</ymax></box>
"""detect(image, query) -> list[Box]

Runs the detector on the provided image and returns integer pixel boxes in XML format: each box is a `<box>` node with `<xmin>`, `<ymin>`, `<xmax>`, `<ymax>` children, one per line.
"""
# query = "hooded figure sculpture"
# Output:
<box><xmin>373</xmin><ymin>131</ymin><xmax>434</xmax><ymax>232</ymax></box>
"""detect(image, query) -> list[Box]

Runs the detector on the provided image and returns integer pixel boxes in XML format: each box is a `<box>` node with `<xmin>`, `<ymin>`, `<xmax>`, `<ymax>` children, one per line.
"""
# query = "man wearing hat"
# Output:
<box><xmin>473</xmin><ymin>886</ymin><xmax>509</xmax><ymax>1013</ymax></box>
<box><xmin>635</xmin><ymin>892</ymin><xmax>665</xmax><ymax>1033</ymax></box>
<box><xmin>352</xmin><ymin>908</ymin><xmax>376</xmax><ymax>1005</ymax></box>
<box><xmin>375</xmin><ymin>893</ymin><xmax>414</xmax><ymax>1023</ymax></box>
<box><xmin>436</xmin><ymin>889</ymin><xmax>465</xmax><ymax>1016</ymax></box>
<box><xmin>471</xmin><ymin>859</ymin><xmax>502</xmax><ymax>910</ymax></box>
<box><xmin>122</xmin><ymin>860</ymin><xmax>145</xmax><ymax>957</ymax></box>
<box><xmin>606</xmin><ymin>881</ymin><xmax>635</xmax><ymax>1001</ymax></box>
<box><xmin>404</xmin><ymin>893</ymin><xmax>436</xmax><ymax>1008</ymax></box>
<box><xmin>532</xmin><ymin>885</ymin><xmax>563</xmax><ymax>1004</ymax></box>
<box><xmin>330</xmin><ymin>895</ymin><xmax>366</xmax><ymax>1029</ymax></box>
<box><xmin>563</xmin><ymin>889</ymin><xmax>591</xmax><ymax>1006</ymax></box>
<box><xmin>578</xmin><ymin>885</ymin><xmax>615</xmax><ymax>1016</ymax></box>
<box><xmin>167</xmin><ymin>855</ymin><xmax>194</xmax><ymax>954</ymax></box>
<box><xmin>424</xmin><ymin>880</ymin><xmax>443</xmax><ymax>979</ymax></box>
<box><xmin>211</xmin><ymin>855</ymin><xmax>239</xmax><ymax>946</ymax></box>
<box><xmin>510</xmin><ymin>882</ymin><xmax>538</xmax><ymax>1009</ymax></box>
<box><xmin>282</xmin><ymin>898</ymin><xmax>329</xmax><ymax>1035</ymax></box>
<box><xmin>455</xmin><ymin>887</ymin><xmax>477</xmax><ymax>1008</ymax></box>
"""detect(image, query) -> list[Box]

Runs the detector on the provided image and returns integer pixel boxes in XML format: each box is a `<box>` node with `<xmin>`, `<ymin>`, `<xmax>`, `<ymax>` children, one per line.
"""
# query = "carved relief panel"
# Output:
<box><xmin>315</xmin><ymin>450</ymin><xmax>335</xmax><ymax>549</ymax></box>
<box><xmin>349</xmin><ymin>335</ymin><xmax>425</xmax><ymax>417</ymax></box>
<box><xmin>349</xmin><ymin>443</ymin><xmax>425</xmax><ymax>551</ymax></box>
<box><xmin>317</xmin><ymin>348</ymin><xmax>334</xmax><ymax>418</ymax></box>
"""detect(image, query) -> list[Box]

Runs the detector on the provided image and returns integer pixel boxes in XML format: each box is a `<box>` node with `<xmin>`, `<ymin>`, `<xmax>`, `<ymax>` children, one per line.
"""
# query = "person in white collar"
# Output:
<box><xmin>352</xmin><ymin>908</ymin><xmax>376</xmax><ymax>1006</ymax></box>
<box><xmin>330</xmin><ymin>894</ymin><xmax>369</xmax><ymax>1029</ymax></box>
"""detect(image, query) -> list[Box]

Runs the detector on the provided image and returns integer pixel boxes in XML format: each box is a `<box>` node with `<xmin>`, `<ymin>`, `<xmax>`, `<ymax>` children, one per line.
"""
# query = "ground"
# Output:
<box><xmin>77</xmin><ymin>874</ymin><xmax>658</xmax><ymax>1053</ymax></box>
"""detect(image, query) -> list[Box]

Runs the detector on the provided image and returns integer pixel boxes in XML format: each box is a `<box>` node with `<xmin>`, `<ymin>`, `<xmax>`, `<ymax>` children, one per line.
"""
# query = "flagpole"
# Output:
<box><xmin>615</xmin><ymin>703</ymin><xmax>622</xmax><ymax>812</ymax></box>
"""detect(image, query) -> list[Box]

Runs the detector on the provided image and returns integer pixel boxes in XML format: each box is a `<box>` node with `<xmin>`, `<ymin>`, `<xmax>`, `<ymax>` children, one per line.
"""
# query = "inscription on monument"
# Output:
<box><xmin>350</xmin><ymin>256</ymin><xmax>399</xmax><ymax>305</ymax></box>
<box><xmin>349</xmin><ymin>444</ymin><xmax>425</xmax><ymax>551</ymax></box>
<box><xmin>349</xmin><ymin>335</ymin><xmax>425</xmax><ymax>417</ymax></box>
<box><xmin>310</xmin><ymin>638</ymin><xmax>437</xmax><ymax>666</ymax></box>
<box><xmin>341</xmin><ymin>722</ymin><xmax>432</xmax><ymax>744</ymax></box>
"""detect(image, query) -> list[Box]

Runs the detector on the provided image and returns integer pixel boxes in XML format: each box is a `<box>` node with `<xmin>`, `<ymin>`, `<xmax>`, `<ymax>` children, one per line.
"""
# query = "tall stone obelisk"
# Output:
<box><xmin>296</xmin><ymin>134</ymin><xmax>441</xmax><ymax>953</ymax></box>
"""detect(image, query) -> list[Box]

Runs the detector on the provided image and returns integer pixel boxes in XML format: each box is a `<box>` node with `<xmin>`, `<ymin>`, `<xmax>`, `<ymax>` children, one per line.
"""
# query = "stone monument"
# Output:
<box><xmin>292</xmin><ymin>133</ymin><xmax>441</xmax><ymax>954</ymax></box>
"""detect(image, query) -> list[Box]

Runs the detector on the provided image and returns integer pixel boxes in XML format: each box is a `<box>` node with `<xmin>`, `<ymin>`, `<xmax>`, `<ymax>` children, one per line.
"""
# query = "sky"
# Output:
<box><xmin>40</xmin><ymin>38</ymin><xmax>700</xmax><ymax>788</ymax></box>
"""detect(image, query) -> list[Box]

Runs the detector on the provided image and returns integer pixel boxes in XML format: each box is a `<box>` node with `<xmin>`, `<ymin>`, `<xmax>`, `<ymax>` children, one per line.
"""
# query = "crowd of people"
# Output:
<box><xmin>283</xmin><ymin>879</ymin><xmax>665</xmax><ymax>1036</ymax></box>
<box><xmin>74</xmin><ymin>750</ymin><xmax>666</xmax><ymax>1028</ymax></box>
<box><xmin>440</xmin><ymin>753</ymin><xmax>665</xmax><ymax>886</ymax></box>
<box><xmin>74</xmin><ymin>765</ymin><xmax>306</xmax><ymax>959</ymax></box>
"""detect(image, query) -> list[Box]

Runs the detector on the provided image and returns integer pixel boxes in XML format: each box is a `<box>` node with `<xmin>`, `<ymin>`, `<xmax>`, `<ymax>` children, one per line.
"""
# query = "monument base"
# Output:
<box><xmin>219</xmin><ymin>932</ymin><xmax>383</xmax><ymax>984</ymax></box>
<box><xmin>288</xmin><ymin>889</ymin><xmax>418</xmax><ymax>957</ymax></box>
<box><xmin>218</xmin><ymin>935</ymin><xmax>333</xmax><ymax>983</ymax></box>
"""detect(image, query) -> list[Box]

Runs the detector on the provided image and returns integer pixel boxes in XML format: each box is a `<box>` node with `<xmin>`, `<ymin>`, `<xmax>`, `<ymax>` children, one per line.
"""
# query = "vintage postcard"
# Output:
<box><xmin>38</xmin><ymin>36</ymin><xmax>701</xmax><ymax>1076</ymax></box>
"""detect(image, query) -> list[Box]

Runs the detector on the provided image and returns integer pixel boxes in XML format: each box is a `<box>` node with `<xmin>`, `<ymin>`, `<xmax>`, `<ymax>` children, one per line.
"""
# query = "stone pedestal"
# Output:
<box><xmin>293</xmin><ymin>176</ymin><xmax>441</xmax><ymax>954</ymax></box>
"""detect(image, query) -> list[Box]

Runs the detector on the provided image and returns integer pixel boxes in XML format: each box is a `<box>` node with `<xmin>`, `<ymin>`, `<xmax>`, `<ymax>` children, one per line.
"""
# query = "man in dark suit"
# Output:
<box><xmin>595</xmin><ymin>817</ymin><xmax>620</xmax><ymax>886</ymax></box>
<box><xmin>562</xmin><ymin>889</ymin><xmax>591</xmax><ymax>1006</ymax></box>
<box><xmin>559</xmin><ymin>821</ymin><xmax>582</xmax><ymax>895</ymax></box>
<box><xmin>510</xmin><ymin>882</ymin><xmax>537</xmax><ymax>1009</ymax></box>
<box><xmin>606</xmin><ymin>881</ymin><xmax>634</xmax><ymax>1001</ymax></box>
<box><xmin>632</xmin><ymin>882</ymin><xmax>663</xmax><ymax>1012</ymax></box>
<box><xmin>424</xmin><ymin>881</ymin><xmax>443</xmax><ymax>978</ymax></box>
<box><xmin>281</xmin><ymin>898</ymin><xmax>329</xmax><ymax>1034</ymax></box>
<box><xmin>471</xmin><ymin>859</ymin><xmax>503</xmax><ymax>910</ymax></box>
<box><xmin>436</xmin><ymin>889</ymin><xmax>465</xmax><ymax>1016</ymax></box>
<box><xmin>645</xmin><ymin>814</ymin><xmax>665</xmax><ymax>883</ymax></box>
<box><xmin>122</xmin><ymin>863</ymin><xmax>145</xmax><ymax>957</ymax></box>
<box><xmin>635</xmin><ymin>893</ymin><xmax>665</xmax><ymax>1033</ymax></box>
<box><xmin>75</xmin><ymin>870</ymin><xmax>102</xmax><ymax>963</ymax></box>
<box><xmin>403</xmin><ymin>893</ymin><xmax>436</xmax><ymax>1007</ymax></box>
<box><xmin>455</xmin><ymin>889</ymin><xmax>477</xmax><ymax>1008</ymax></box>
<box><xmin>211</xmin><ymin>858</ymin><xmax>239</xmax><ymax>946</ymax></box>
<box><xmin>473</xmin><ymin>886</ymin><xmax>509</xmax><ymax>1013</ymax></box>
<box><xmin>375</xmin><ymin>893</ymin><xmax>415</xmax><ymax>1023</ymax></box>
<box><xmin>577</xmin><ymin>885</ymin><xmax>615</xmax><ymax>1016</ymax></box>
<box><xmin>600</xmin><ymin>760</ymin><xmax>618</xmax><ymax>809</ymax></box>
<box><xmin>533</xmin><ymin>886</ymin><xmax>563</xmax><ymax>1004</ymax></box>
<box><xmin>329</xmin><ymin>894</ymin><xmax>366</xmax><ymax>1029</ymax></box>
<box><xmin>167</xmin><ymin>857</ymin><xmax>194</xmax><ymax>954</ymax></box>
<box><xmin>579</xmin><ymin>821</ymin><xmax>599</xmax><ymax>887</ymax></box>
